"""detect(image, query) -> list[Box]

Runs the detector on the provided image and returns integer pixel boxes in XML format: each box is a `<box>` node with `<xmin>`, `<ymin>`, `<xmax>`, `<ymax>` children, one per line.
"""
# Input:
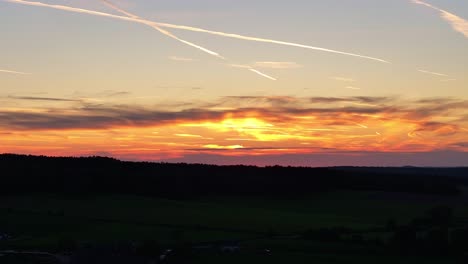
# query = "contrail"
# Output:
<box><xmin>417</xmin><ymin>69</ymin><xmax>449</xmax><ymax>77</ymax></box>
<box><xmin>249</xmin><ymin>69</ymin><xmax>277</xmax><ymax>81</ymax></box>
<box><xmin>412</xmin><ymin>0</ymin><xmax>468</xmax><ymax>38</ymax></box>
<box><xmin>155</xmin><ymin>23</ymin><xmax>390</xmax><ymax>63</ymax></box>
<box><xmin>100</xmin><ymin>0</ymin><xmax>274</xmax><ymax>80</ymax></box>
<box><xmin>3</xmin><ymin>0</ymin><xmax>390</xmax><ymax>63</ymax></box>
<box><xmin>100</xmin><ymin>0</ymin><xmax>224</xmax><ymax>59</ymax></box>
<box><xmin>0</xmin><ymin>69</ymin><xmax>30</xmax><ymax>75</ymax></box>
<box><xmin>229</xmin><ymin>64</ymin><xmax>277</xmax><ymax>80</ymax></box>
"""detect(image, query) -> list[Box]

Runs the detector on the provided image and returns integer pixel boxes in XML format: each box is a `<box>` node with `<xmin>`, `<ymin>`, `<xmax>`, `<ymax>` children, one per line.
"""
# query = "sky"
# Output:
<box><xmin>1</xmin><ymin>0</ymin><xmax>467</xmax><ymax>166</ymax></box>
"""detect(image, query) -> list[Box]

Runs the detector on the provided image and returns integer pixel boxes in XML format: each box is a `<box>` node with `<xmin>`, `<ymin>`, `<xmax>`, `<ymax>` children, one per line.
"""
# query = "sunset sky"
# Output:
<box><xmin>1</xmin><ymin>0</ymin><xmax>467</xmax><ymax>166</ymax></box>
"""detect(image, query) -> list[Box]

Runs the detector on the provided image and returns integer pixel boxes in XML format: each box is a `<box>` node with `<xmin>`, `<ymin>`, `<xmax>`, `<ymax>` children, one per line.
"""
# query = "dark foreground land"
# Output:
<box><xmin>1</xmin><ymin>154</ymin><xmax>468</xmax><ymax>263</ymax></box>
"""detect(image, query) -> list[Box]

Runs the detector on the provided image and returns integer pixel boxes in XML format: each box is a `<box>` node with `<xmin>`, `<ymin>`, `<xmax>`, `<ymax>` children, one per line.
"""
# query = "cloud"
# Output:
<box><xmin>451</xmin><ymin>142</ymin><xmax>468</xmax><ymax>148</ymax></box>
<box><xmin>175</xmin><ymin>133</ymin><xmax>211</xmax><ymax>139</ymax></box>
<box><xmin>0</xmin><ymin>69</ymin><xmax>30</xmax><ymax>75</ymax></box>
<box><xmin>202</xmin><ymin>144</ymin><xmax>244</xmax><ymax>150</ymax></box>
<box><xmin>220</xmin><ymin>96</ymin><xmax>299</xmax><ymax>107</ymax></box>
<box><xmin>169</xmin><ymin>56</ymin><xmax>196</xmax><ymax>62</ymax></box>
<box><xmin>404</xmin><ymin>98</ymin><xmax>468</xmax><ymax>118</ymax></box>
<box><xmin>308</xmin><ymin>96</ymin><xmax>390</xmax><ymax>105</ymax></box>
<box><xmin>185</xmin><ymin>146</ymin><xmax>321</xmax><ymax>152</ymax></box>
<box><xmin>1</xmin><ymin>96</ymin><xmax>466</xmax><ymax>133</ymax></box>
<box><xmin>411</xmin><ymin>121</ymin><xmax>461</xmax><ymax>136</ymax></box>
<box><xmin>7</xmin><ymin>96</ymin><xmax>80</xmax><ymax>102</ymax></box>
<box><xmin>103</xmin><ymin>91</ymin><xmax>131</xmax><ymax>97</ymax></box>
<box><xmin>332</xmin><ymin>77</ymin><xmax>355</xmax><ymax>82</ymax></box>
<box><xmin>412</xmin><ymin>0</ymin><xmax>468</xmax><ymax>38</ymax></box>
<box><xmin>1</xmin><ymin>96</ymin><xmax>467</xmax><ymax>159</ymax></box>
<box><xmin>345</xmin><ymin>86</ymin><xmax>361</xmax><ymax>90</ymax></box>
<box><xmin>0</xmin><ymin>104</ymin><xmax>227</xmax><ymax>130</ymax></box>
<box><xmin>4</xmin><ymin>0</ymin><xmax>390</xmax><ymax>63</ymax></box>
<box><xmin>252</xmin><ymin>61</ymin><xmax>302</xmax><ymax>69</ymax></box>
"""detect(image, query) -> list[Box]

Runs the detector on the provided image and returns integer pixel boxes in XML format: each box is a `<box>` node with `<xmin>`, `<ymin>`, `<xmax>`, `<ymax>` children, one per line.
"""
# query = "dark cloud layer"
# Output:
<box><xmin>7</xmin><ymin>96</ymin><xmax>81</xmax><ymax>102</ymax></box>
<box><xmin>0</xmin><ymin>96</ymin><xmax>467</xmax><ymax>132</ymax></box>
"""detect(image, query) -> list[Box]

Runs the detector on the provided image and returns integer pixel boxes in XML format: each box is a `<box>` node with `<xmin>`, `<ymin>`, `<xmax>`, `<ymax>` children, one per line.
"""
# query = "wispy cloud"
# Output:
<box><xmin>332</xmin><ymin>77</ymin><xmax>355</xmax><ymax>82</ymax></box>
<box><xmin>169</xmin><ymin>56</ymin><xmax>196</xmax><ymax>62</ymax></box>
<box><xmin>252</xmin><ymin>61</ymin><xmax>302</xmax><ymax>69</ymax></box>
<box><xmin>3</xmin><ymin>0</ymin><xmax>390</xmax><ymax>63</ymax></box>
<box><xmin>345</xmin><ymin>86</ymin><xmax>361</xmax><ymax>90</ymax></box>
<box><xmin>412</xmin><ymin>0</ymin><xmax>468</xmax><ymax>38</ymax></box>
<box><xmin>7</xmin><ymin>96</ymin><xmax>80</xmax><ymax>102</ymax></box>
<box><xmin>0</xmin><ymin>69</ymin><xmax>30</xmax><ymax>75</ymax></box>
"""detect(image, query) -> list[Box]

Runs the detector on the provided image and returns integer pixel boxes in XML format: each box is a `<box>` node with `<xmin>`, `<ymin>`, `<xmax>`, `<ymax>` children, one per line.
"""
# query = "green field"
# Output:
<box><xmin>1</xmin><ymin>191</ymin><xmax>466</xmax><ymax>263</ymax></box>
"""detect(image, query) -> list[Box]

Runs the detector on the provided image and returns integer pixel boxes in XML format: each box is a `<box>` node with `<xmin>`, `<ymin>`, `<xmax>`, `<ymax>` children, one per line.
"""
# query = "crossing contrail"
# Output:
<box><xmin>100</xmin><ymin>0</ymin><xmax>274</xmax><ymax>80</ymax></box>
<box><xmin>412</xmin><ymin>0</ymin><xmax>468</xmax><ymax>38</ymax></box>
<box><xmin>3</xmin><ymin>0</ymin><xmax>390</xmax><ymax>63</ymax></box>
<box><xmin>100</xmin><ymin>0</ymin><xmax>224</xmax><ymax>59</ymax></box>
<box><xmin>0</xmin><ymin>68</ymin><xmax>30</xmax><ymax>75</ymax></box>
<box><xmin>155</xmin><ymin>23</ymin><xmax>390</xmax><ymax>63</ymax></box>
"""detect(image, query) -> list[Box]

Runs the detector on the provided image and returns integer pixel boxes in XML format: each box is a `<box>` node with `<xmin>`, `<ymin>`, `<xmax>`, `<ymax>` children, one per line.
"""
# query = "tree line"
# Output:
<box><xmin>0</xmin><ymin>154</ymin><xmax>466</xmax><ymax>197</ymax></box>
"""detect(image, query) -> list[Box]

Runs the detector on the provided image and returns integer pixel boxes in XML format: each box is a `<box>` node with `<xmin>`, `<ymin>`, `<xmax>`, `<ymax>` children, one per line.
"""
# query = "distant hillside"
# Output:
<box><xmin>1</xmin><ymin>154</ymin><xmax>467</xmax><ymax>197</ymax></box>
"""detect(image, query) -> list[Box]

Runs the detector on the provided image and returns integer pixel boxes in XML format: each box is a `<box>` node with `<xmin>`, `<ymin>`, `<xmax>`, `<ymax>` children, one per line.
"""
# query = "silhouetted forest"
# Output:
<box><xmin>1</xmin><ymin>154</ymin><xmax>466</xmax><ymax>197</ymax></box>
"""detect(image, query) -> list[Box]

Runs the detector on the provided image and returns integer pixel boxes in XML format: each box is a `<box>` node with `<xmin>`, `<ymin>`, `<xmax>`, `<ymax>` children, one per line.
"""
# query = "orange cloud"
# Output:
<box><xmin>0</xmin><ymin>96</ymin><xmax>467</xmax><ymax>159</ymax></box>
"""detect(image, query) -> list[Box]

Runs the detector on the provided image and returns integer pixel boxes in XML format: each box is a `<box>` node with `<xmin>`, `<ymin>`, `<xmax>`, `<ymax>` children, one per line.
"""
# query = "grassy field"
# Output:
<box><xmin>1</xmin><ymin>191</ymin><xmax>466</xmax><ymax>263</ymax></box>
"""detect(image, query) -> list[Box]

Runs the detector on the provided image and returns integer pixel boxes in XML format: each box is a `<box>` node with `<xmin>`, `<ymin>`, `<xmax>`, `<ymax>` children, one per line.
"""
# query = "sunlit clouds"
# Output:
<box><xmin>1</xmin><ymin>96</ymin><xmax>467</xmax><ymax>160</ymax></box>
<box><xmin>1</xmin><ymin>0</ymin><xmax>467</xmax><ymax>165</ymax></box>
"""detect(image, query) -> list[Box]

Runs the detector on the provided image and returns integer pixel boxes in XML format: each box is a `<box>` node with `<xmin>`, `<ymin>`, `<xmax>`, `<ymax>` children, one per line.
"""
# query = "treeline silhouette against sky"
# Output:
<box><xmin>1</xmin><ymin>154</ymin><xmax>466</xmax><ymax>197</ymax></box>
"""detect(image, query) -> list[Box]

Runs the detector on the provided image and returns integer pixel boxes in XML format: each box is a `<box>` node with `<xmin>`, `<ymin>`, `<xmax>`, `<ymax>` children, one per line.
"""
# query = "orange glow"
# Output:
<box><xmin>1</xmin><ymin>95</ymin><xmax>467</xmax><ymax>161</ymax></box>
<box><xmin>1</xmin><ymin>107</ymin><xmax>467</xmax><ymax>161</ymax></box>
